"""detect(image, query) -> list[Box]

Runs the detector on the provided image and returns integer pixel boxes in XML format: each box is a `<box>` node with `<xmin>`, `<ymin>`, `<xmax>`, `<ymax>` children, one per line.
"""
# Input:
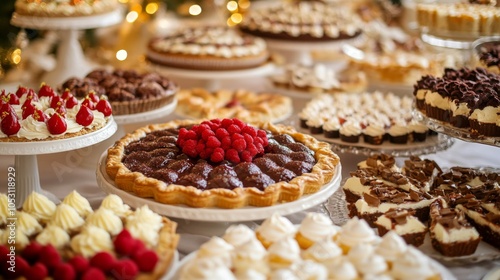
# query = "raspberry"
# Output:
<box><xmin>22</xmin><ymin>241</ymin><xmax>43</xmax><ymax>263</ymax></box>
<box><xmin>231</xmin><ymin>133</ymin><xmax>244</xmax><ymax>142</ymax></box>
<box><xmin>221</xmin><ymin>118</ymin><xmax>233</xmax><ymax>128</ymax></box>
<box><xmin>201</xmin><ymin>128</ymin><xmax>215</xmax><ymax>141</ymax></box>
<box><xmin>53</xmin><ymin>262</ymin><xmax>76</xmax><ymax>280</ymax></box>
<box><xmin>132</xmin><ymin>249</ymin><xmax>159</xmax><ymax>272</ymax></box>
<box><xmin>199</xmin><ymin>147</ymin><xmax>214</xmax><ymax>160</ymax></box>
<box><xmin>196</xmin><ymin>141</ymin><xmax>206</xmax><ymax>154</ymax></box>
<box><xmin>113</xmin><ymin>229</ymin><xmax>135</xmax><ymax>256</ymax></box>
<box><xmin>89</xmin><ymin>251</ymin><xmax>116</xmax><ymax>273</ymax></box>
<box><xmin>241</xmin><ymin>150</ymin><xmax>253</xmax><ymax>162</ymax></box>
<box><xmin>0</xmin><ymin>245</ymin><xmax>9</xmax><ymax>262</ymax></box>
<box><xmin>210</xmin><ymin>118</ymin><xmax>221</xmax><ymax>125</ymax></box>
<box><xmin>39</xmin><ymin>244</ymin><xmax>61</xmax><ymax>269</ymax></box>
<box><xmin>133</xmin><ymin>239</ymin><xmax>146</xmax><ymax>253</ymax></box>
<box><xmin>242</xmin><ymin>125</ymin><xmax>257</xmax><ymax>137</ymax></box>
<box><xmin>210</xmin><ymin>148</ymin><xmax>225</xmax><ymax>162</ymax></box>
<box><xmin>182</xmin><ymin>139</ymin><xmax>198</xmax><ymax>158</ymax></box>
<box><xmin>110</xmin><ymin>259</ymin><xmax>138</xmax><ymax>280</ymax></box>
<box><xmin>178</xmin><ymin>128</ymin><xmax>188</xmax><ymax>139</ymax></box>
<box><xmin>206</xmin><ymin>136</ymin><xmax>221</xmax><ymax>148</ymax></box>
<box><xmin>215</xmin><ymin>128</ymin><xmax>229</xmax><ymax>139</ymax></box>
<box><xmin>227</xmin><ymin>124</ymin><xmax>241</xmax><ymax>135</ymax></box>
<box><xmin>68</xmin><ymin>255</ymin><xmax>89</xmax><ymax>274</ymax></box>
<box><xmin>254</xmin><ymin>137</ymin><xmax>263</xmax><ymax>145</ymax></box>
<box><xmin>233</xmin><ymin>118</ymin><xmax>245</xmax><ymax>128</ymax></box>
<box><xmin>24</xmin><ymin>262</ymin><xmax>48</xmax><ymax>280</ymax></box>
<box><xmin>202</xmin><ymin>120</ymin><xmax>219</xmax><ymax>130</ymax></box>
<box><xmin>225</xmin><ymin>149</ymin><xmax>240</xmax><ymax>163</ymax></box>
<box><xmin>221</xmin><ymin>136</ymin><xmax>232</xmax><ymax>150</ymax></box>
<box><xmin>81</xmin><ymin>268</ymin><xmax>106</xmax><ymax>280</ymax></box>
<box><xmin>4</xmin><ymin>256</ymin><xmax>28</xmax><ymax>278</ymax></box>
<box><xmin>232</xmin><ymin>138</ymin><xmax>247</xmax><ymax>152</ymax></box>
<box><xmin>185</xmin><ymin>130</ymin><xmax>197</xmax><ymax>140</ymax></box>
<box><xmin>243</xmin><ymin>133</ymin><xmax>254</xmax><ymax>144</ymax></box>
<box><xmin>247</xmin><ymin>143</ymin><xmax>258</xmax><ymax>156</ymax></box>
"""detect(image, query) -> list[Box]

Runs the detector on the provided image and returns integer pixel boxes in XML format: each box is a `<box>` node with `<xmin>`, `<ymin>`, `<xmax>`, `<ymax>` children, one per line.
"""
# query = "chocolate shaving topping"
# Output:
<box><xmin>363</xmin><ymin>193</ymin><xmax>380</xmax><ymax>207</ymax></box>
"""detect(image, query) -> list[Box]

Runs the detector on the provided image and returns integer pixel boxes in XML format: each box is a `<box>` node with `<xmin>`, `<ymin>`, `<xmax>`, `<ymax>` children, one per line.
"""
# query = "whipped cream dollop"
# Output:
<box><xmin>223</xmin><ymin>224</ymin><xmax>256</xmax><ymax>247</ymax></box>
<box><xmin>22</xmin><ymin>192</ymin><xmax>56</xmax><ymax>222</ymax></box>
<box><xmin>125</xmin><ymin>205</ymin><xmax>163</xmax><ymax>247</ymax></box>
<box><xmin>256</xmin><ymin>213</ymin><xmax>296</xmax><ymax>244</ymax></box>
<box><xmin>35</xmin><ymin>224</ymin><xmax>70</xmax><ymax>249</ymax></box>
<box><xmin>327</xmin><ymin>258</ymin><xmax>359</xmax><ymax>280</ymax></box>
<box><xmin>197</xmin><ymin>236</ymin><xmax>234</xmax><ymax>265</ymax></box>
<box><xmin>297</xmin><ymin>212</ymin><xmax>337</xmax><ymax>243</ymax></box>
<box><xmin>62</xmin><ymin>190</ymin><xmax>93</xmax><ymax>218</ymax></box>
<box><xmin>292</xmin><ymin>260</ymin><xmax>328</xmax><ymax>280</ymax></box>
<box><xmin>71</xmin><ymin>225</ymin><xmax>113</xmax><ymax>258</ymax></box>
<box><xmin>0</xmin><ymin>194</ymin><xmax>11</xmax><ymax>225</ymax></box>
<box><xmin>181</xmin><ymin>257</ymin><xmax>235</xmax><ymax>280</ymax></box>
<box><xmin>233</xmin><ymin>238</ymin><xmax>269</xmax><ymax>275</ymax></box>
<box><xmin>16</xmin><ymin>211</ymin><xmax>42</xmax><ymax>236</ymax></box>
<box><xmin>391</xmin><ymin>247</ymin><xmax>438</xmax><ymax>280</ymax></box>
<box><xmin>100</xmin><ymin>194</ymin><xmax>131</xmax><ymax>218</ymax></box>
<box><xmin>338</xmin><ymin>217</ymin><xmax>377</xmax><ymax>249</ymax></box>
<box><xmin>268</xmin><ymin>236</ymin><xmax>301</xmax><ymax>266</ymax></box>
<box><xmin>86</xmin><ymin>207</ymin><xmax>123</xmax><ymax>236</ymax></box>
<box><xmin>51</xmin><ymin>203</ymin><xmax>85</xmax><ymax>232</ymax></box>
<box><xmin>375</xmin><ymin>231</ymin><xmax>408</xmax><ymax>263</ymax></box>
<box><xmin>303</xmin><ymin>239</ymin><xmax>342</xmax><ymax>264</ymax></box>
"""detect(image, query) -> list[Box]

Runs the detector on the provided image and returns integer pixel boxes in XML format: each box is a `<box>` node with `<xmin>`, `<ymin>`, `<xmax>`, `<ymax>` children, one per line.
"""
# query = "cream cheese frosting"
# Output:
<box><xmin>22</xmin><ymin>191</ymin><xmax>57</xmax><ymax>223</ymax></box>
<box><xmin>35</xmin><ymin>224</ymin><xmax>70</xmax><ymax>249</ymax></box>
<box><xmin>337</xmin><ymin>217</ymin><xmax>377</xmax><ymax>249</ymax></box>
<box><xmin>100</xmin><ymin>194</ymin><xmax>131</xmax><ymax>218</ymax></box>
<box><xmin>16</xmin><ymin>211</ymin><xmax>42</xmax><ymax>236</ymax></box>
<box><xmin>297</xmin><ymin>212</ymin><xmax>337</xmax><ymax>242</ymax></box>
<box><xmin>197</xmin><ymin>236</ymin><xmax>234</xmax><ymax>265</ymax></box>
<box><xmin>256</xmin><ymin>213</ymin><xmax>296</xmax><ymax>244</ymax></box>
<box><xmin>50</xmin><ymin>203</ymin><xmax>85</xmax><ymax>232</ymax></box>
<box><xmin>86</xmin><ymin>207</ymin><xmax>123</xmax><ymax>236</ymax></box>
<box><xmin>180</xmin><ymin>257</ymin><xmax>236</xmax><ymax>280</ymax></box>
<box><xmin>62</xmin><ymin>190</ymin><xmax>93</xmax><ymax>218</ymax></box>
<box><xmin>223</xmin><ymin>224</ymin><xmax>256</xmax><ymax>247</ymax></box>
<box><xmin>70</xmin><ymin>225</ymin><xmax>113</xmax><ymax>258</ymax></box>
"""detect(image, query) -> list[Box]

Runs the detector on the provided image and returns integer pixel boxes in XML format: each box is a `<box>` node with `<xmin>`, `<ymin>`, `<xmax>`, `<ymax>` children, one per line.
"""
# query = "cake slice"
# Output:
<box><xmin>429</xmin><ymin>197</ymin><xmax>481</xmax><ymax>257</ymax></box>
<box><xmin>375</xmin><ymin>208</ymin><xmax>427</xmax><ymax>247</ymax></box>
<box><xmin>402</xmin><ymin>156</ymin><xmax>442</xmax><ymax>192</ymax></box>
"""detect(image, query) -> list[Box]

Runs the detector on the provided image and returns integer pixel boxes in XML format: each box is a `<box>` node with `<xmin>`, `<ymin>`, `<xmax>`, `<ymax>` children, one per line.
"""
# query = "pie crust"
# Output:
<box><xmin>175</xmin><ymin>88</ymin><xmax>293</xmax><ymax>124</ymax></box>
<box><xmin>105</xmin><ymin>119</ymin><xmax>340</xmax><ymax>208</ymax></box>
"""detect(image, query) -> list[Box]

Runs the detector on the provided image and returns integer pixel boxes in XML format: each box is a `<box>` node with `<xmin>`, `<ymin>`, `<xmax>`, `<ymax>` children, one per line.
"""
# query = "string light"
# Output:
<box><xmin>116</xmin><ymin>49</ymin><xmax>128</xmax><ymax>61</ymax></box>
<box><xmin>227</xmin><ymin>1</ymin><xmax>238</xmax><ymax>12</ymax></box>
<box><xmin>145</xmin><ymin>2</ymin><xmax>159</xmax><ymax>14</ymax></box>
<box><xmin>126</xmin><ymin>11</ymin><xmax>139</xmax><ymax>22</ymax></box>
<box><xmin>11</xmin><ymin>49</ymin><xmax>21</xmax><ymax>65</ymax></box>
<box><xmin>189</xmin><ymin>4</ymin><xmax>202</xmax><ymax>16</ymax></box>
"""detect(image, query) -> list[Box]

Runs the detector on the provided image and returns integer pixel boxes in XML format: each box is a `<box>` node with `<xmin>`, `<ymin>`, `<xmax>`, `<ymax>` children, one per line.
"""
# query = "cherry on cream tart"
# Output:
<box><xmin>0</xmin><ymin>84</ymin><xmax>112</xmax><ymax>142</ymax></box>
<box><xmin>105</xmin><ymin>118</ymin><xmax>340</xmax><ymax>208</ymax></box>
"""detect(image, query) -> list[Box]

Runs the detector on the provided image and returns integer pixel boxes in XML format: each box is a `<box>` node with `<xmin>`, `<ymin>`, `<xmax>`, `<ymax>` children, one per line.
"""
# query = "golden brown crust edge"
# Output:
<box><xmin>105</xmin><ymin>119</ymin><xmax>340</xmax><ymax>208</ymax></box>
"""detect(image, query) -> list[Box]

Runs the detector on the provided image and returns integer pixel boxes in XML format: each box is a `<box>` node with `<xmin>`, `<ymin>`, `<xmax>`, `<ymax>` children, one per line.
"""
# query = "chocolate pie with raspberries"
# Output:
<box><xmin>106</xmin><ymin>118</ymin><xmax>340</xmax><ymax>208</ymax></box>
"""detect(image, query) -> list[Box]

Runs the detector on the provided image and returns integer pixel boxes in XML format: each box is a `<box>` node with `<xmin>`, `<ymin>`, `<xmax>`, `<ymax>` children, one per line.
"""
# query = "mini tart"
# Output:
<box><xmin>14</xmin><ymin>0</ymin><xmax>119</xmax><ymax>17</ymax></box>
<box><xmin>106</xmin><ymin>119</ymin><xmax>339</xmax><ymax>208</ymax></box>
<box><xmin>175</xmin><ymin>88</ymin><xmax>293</xmax><ymax>124</ymax></box>
<box><xmin>146</xmin><ymin>26</ymin><xmax>269</xmax><ymax>70</ymax></box>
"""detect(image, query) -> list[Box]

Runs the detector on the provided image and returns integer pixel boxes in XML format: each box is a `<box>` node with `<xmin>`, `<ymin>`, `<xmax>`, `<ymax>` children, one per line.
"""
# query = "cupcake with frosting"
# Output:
<box><xmin>181</xmin><ymin>256</ymin><xmax>235</xmax><ymax>280</ymax></box>
<box><xmin>391</xmin><ymin>247</ymin><xmax>440</xmax><ymax>280</ymax></box>
<box><xmin>323</xmin><ymin>117</ymin><xmax>341</xmax><ymax>138</ymax></box>
<box><xmin>407</xmin><ymin>119</ymin><xmax>429</xmax><ymax>142</ymax></box>
<box><xmin>388</xmin><ymin>120</ymin><xmax>410</xmax><ymax>144</ymax></box>
<box><xmin>233</xmin><ymin>238</ymin><xmax>269</xmax><ymax>275</ymax></box>
<box><xmin>295</xmin><ymin>212</ymin><xmax>338</xmax><ymax>249</ymax></box>
<box><xmin>223</xmin><ymin>224</ymin><xmax>256</xmax><ymax>247</ymax></box>
<box><xmin>292</xmin><ymin>260</ymin><xmax>328</xmax><ymax>280</ymax></box>
<box><xmin>339</xmin><ymin>120</ymin><xmax>362</xmax><ymax>143</ymax></box>
<box><xmin>327</xmin><ymin>257</ymin><xmax>359</xmax><ymax>280</ymax></box>
<box><xmin>197</xmin><ymin>236</ymin><xmax>235</xmax><ymax>266</ymax></box>
<box><xmin>255</xmin><ymin>213</ymin><xmax>296</xmax><ymax>248</ymax></box>
<box><xmin>375</xmin><ymin>231</ymin><xmax>408</xmax><ymax>269</ymax></box>
<box><xmin>362</xmin><ymin>121</ymin><xmax>386</xmax><ymax>145</ymax></box>
<box><xmin>306</xmin><ymin>118</ymin><xmax>324</xmax><ymax>134</ymax></box>
<box><xmin>302</xmin><ymin>239</ymin><xmax>343</xmax><ymax>265</ymax></box>
<box><xmin>267</xmin><ymin>236</ymin><xmax>301</xmax><ymax>269</ymax></box>
<box><xmin>337</xmin><ymin>217</ymin><xmax>378</xmax><ymax>253</ymax></box>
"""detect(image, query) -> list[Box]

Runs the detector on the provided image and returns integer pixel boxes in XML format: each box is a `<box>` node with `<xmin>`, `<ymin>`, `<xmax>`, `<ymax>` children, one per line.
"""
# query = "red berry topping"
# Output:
<box><xmin>0</xmin><ymin>103</ymin><xmax>16</xmax><ymax>118</ymax></box>
<box><xmin>66</xmin><ymin>96</ymin><xmax>78</xmax><ymax>109</ymax></box>
<box><xmin>0</xmin><ymin>245</ymin><xmax>9</xmax><ymax>262</ymax></box>
<box><xmin>22</xmin><ymin>102</ymin><xmax>36</xmax><ymax>119</ymax></box>
<box><xmin>47</xmin><ymin>113</ymin><xmax>67</xmax><ymax>135</ymax></box>
<box><xmin>55</xmin><ymin>105</ymin><xmax>67</xmax><ymax>117</ymax></box>
<box><xmin>38</xmin><ymin>83</ymin><xmax>55</xmax><ymax>98</ymax></box>
<box><xmin>4</xmin><ymin>255</ymin><xmax>28</xmax><ymax>278</ymax></box>
<box><xmin>22</xmin><ymin>241</ymin><xmax>43</xmax><ymax>263</ymax></box>
<box><xmin>7</xmin><ymin>93</ymin><xmax>20</xmax><ymax>105</ymax></box>
<box><xmin>50</xmin><ymin>95</ymin><xmax>64</xmax><ymax>109</ymax></box>
<box><xmin>82</xmin><ymin>98</ymin><xmax>95</xmax><ymax>110</ymax></box>
<box><xmin>39</xmin><ymin>244</ymin><xmax>61</xmax><ymax>269</ymax></box>
<box><xmin>53</xmin><ymin>262</ymin><xmax>76</xmax><ymax>280</ymax></box>
<box><xmin>89</xmin><ymin>251</ymin><xmax>116</xmax><ymax>273</ymax></box>
<box><xmin>76</xmin><ymin>105</ymin><xmax>94</xmax><ymax>126</ymax></box>
<box><xmin>176</xmin><ymin>118</ymin><xmax>268</xmax><ymax>164</ymax></box>
<box><xmin>96</xmin><ymin>98</ymin><xmax>112</xmax><ymax>117</ymax></box>
<box><xmin>113</xmin><ymin>229</ymin><xmax>135</xmax><ymax>256</ymax></box>
<box><xmin>16</xmin><ymin>85</ymin><xmax>28</xmax><ymax>98</ymax></box>
<box><xmin>110</xmin><ymin>259</ymin><xmax>138</xmax><ymax>280</ymax></box>
<box><xmin>1</xmin><ymin>113</ymin><xmax>21</xmax><ymax>136</ymax></box>
<box><xmin>24</xmin><ymin>262</ymin><xmax>48</xmax><ymax>280</ymax></box>
<box><xmin>26</xmin><ymin>88</ymin><xmax>38</xmax><ymax>102</ymax></box>
<box><xmin>68</xmin><ymin>255</ymin><xmax>89</xmax><ymax>274</ymax></box>
<box><xmin>61</xmin><ymin>89</ymin><xmax>73</xmax><ymax>100</ymax></box>
<box><xmin>33</xmin><ymin>109</ymin><xmax>47</xmax><ymax>122</ymax></box>
<box><xmin>132</xmin><ymin>249</ymin><xmax>159</xmax><ymax>272</ymax></box>
<box><xmin>87</xmin><ymin>91</ymin><xmax>100</xmax><ymax>103</ymax></box>
<box><xmin>81</xmin><ymin>267</ymin><xmax>106</xmax><ymax>280</ymax></box>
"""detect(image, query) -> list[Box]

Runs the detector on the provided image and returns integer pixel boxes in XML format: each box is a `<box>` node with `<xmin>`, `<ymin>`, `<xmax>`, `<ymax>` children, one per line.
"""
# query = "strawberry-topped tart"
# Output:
<box><xmin>106</xmin><ymin>118</ymin><xmax>340</xmax><ymax>208</ymax></box>
<box><xmin>0</xmin><ymin>84</ymin><xmax>112</xmax><ymax>142</ymax></box>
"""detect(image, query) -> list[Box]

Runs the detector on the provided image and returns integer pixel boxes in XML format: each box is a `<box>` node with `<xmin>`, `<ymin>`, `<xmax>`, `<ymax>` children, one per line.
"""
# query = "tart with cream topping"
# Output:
<box><xmin>175</xmin><ymin>88</ymin><xmax>293</xmax><ymax>124</ymax></box>
<box><xmin>0</xmin><ymin>191</ymin><xmax>179</xmax><ymax>280</ymax></box>
<box><xmin>14</xmin><ymin>0</ymin><xmax>119</xmax><ymax>17</ymax></box>
<box><xmin>105</xmin><ymin>118</ymin><xmax>339</xmax><ymax>208</ymax></box>
<box><xmin>146</xmin><ymin>26</ymin><xmax>269</xmax><ymax>70</ymax></box>
<box><xmin>0</xmin><ymin>84</ymin><xmax>112</xmax><ymax>142</ymax></box>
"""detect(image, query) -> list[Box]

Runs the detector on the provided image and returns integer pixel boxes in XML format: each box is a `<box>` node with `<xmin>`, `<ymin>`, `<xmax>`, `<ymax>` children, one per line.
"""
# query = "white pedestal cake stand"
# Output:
<box><xmin>148</xmin><ymin>63</ymin><xmax>276</xmax><ymax>91</ymax></box>
<box><xmin>265</xmin><ymin>36</ymin><xmax>364</xmax><ymax>65</ymax></box>
<box><xmin>10</xmin><ymin>8</ymin><xmax>123</xmax><ymax>86</ymax></box>
<box><xmin>0</xmin><ymin>119</ymin><xmax>117</xmax><ymax>208</ymax></box>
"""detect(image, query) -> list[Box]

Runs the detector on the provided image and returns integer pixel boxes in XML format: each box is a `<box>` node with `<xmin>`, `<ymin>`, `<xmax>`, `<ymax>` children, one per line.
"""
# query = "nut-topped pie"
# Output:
<box><xmin>105</xmin><ymin>118</ymin><xmax>339</xmax><ymax>208</ymax></box>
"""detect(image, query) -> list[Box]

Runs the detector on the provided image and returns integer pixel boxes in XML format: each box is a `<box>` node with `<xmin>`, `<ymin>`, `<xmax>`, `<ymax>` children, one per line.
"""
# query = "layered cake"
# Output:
<box><xmin>14</xmin><ymin>0</ymin><xmax>119</xmax><ymax>17</ymax></box>
<box><xmin>429</xmin><ymin>197</ymin><xmax>481</xmax><ymax>257</ymax></box>
<box><xmin>0</xmin><ymin>191</ymin><xmax>179</xmax><ymax>279</ymax></box>
<box><xmin>175</xmin><ymin>88</ymin><xmax>292</xmax><ymax>124</ymax></box>
<box><xmin>178</xmin><ymin>213</ymin><xmax>443</xmax><ymax>280</ymax></box>
<box><xmin>106</xmin><ymin>118</ymin><xmax>340</xmax><ymax>208</ymax></box>
<box><xmin>239</xmin><ymin>1</ymin><xmax>363</xmax><ymax>42</ymax></box>
<box><xmin>0</xmin><ymin>84</ymin><xmax>112</xmax><ymax>142</ymax></box>
<box><xmin>416</xmin><ymin>2</ymin><xmax>500</xmax><ymax>37</ymax></box>
<box><xmin>474</xmin><ymin>41</ymin><xmax>500</xmax><ymax>74</ymax></box>
<box><xmin>59</xmin><ymin>69</ymin><xmax>177</xmax><ymax>115</ymax></box>
<box><xmin>344</xmin><ymin>153</ymin><xmax>500</xmax><ymax>256</ymax></box>
<box><xmin>299</xmin><ymin>92</ymin><xmax>433</xmax><ymax>145</ymax></box>
<box><xmin>413</xmin><ymin>67</ymin><xmax>500</xmax><ymax>137</ymax></box>
<box><xmin>146</xmin><ymin>26</ymin><xmax>269</xmax><ymax>70</ymax></box>
<box><xmin>271</xmin><ymin>64</ymin><xmax>367</xmax><ymax>94</ymax></box>
<box><xmin>345</xmin><ymin>21</ymin><xmax>451</xmax><ymax>85</ymax></box>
